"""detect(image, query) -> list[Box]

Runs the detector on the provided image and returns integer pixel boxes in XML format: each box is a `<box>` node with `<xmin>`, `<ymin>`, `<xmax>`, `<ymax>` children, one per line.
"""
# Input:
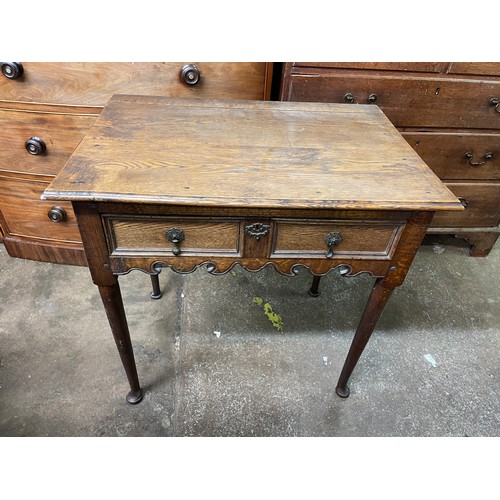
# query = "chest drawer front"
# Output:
<box><xmin>292</xmin><ymin>62</ymin><xmax>445</xmax><ymax>73</ymax></box>
<box><xmin>0</xmin><ymin>177</ymin><xmax>81</xmax><ymax>242</ymax></box>
<box><xmin>106</xmin><ymin>216</ymin><xmax>242</xmax><ymax>256</ymax></box>
<box><xmin>448</xmin><ymin>63</ymin><xmax>500</xmax><ymax>77</ymax></box>
<box><xmin>0</xmin><ymin>62</ymin><xmax>270</xmax><ymax>105</ymax></box>
<box><xmin>0</xmin><ymin>107</ymin><xmax>97</xmax><ymax>176</ymax></box>
<box><xmin>270</xmin><ymin>219</ymin><xmax>404</xmax><ymax>259</ymax></box>
<box><xmin>403</xmin><ymin>131</ymin><xmax>500</xmax><ymax>181</ymax></box>
<box><xmin>431</xmin><ymin>183</ymin><xmax>500</xmax><ymax>228</ymax></box>
<box><xmin>286</xmin><ymin>73</ymin><xmax>500</xmax><ymax>129</ymax></box>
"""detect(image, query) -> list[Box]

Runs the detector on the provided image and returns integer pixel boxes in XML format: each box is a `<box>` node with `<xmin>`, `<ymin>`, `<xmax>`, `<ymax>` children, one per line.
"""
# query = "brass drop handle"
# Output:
<box><xmin>166</xmin><ymin>227</ymin><xmax>185</xmax><ymax>256</ymax></box>
<box><xmin>48</xmin><ymin>206</ymin><xmax>67</xmax><ymax>223</ymax></box>
<box><xmin>325</xmin><ymin>232</ymin><xmax>343</xmax><ymax>258</ymax></box>
<box><xmin>25</xmin><ymin>136</ymin><xmax>46</xmax><ymax>155</ymax></box>
<box><xmin>181</xmin><ymin>64</ymin><xmax>200</xmax><ymax>85</ymax></box>
<box><xmin>1</xmin><ymin>62</ymin><xmax>23</xmax><ymax>79</ymax></box>
<box><xmin>459</xmin><ymin>198</ymin><xmax>469</xmax><ymax>209</ymax></box>
<box><xmin>490</xmin><ymin>97</ymin><xmax>500</xmax><ymax>113</ymax></box>
<box><xmin>465</xmin><ymin>151</ymin><xmax>493</xmax><ymax>167</ymax></box>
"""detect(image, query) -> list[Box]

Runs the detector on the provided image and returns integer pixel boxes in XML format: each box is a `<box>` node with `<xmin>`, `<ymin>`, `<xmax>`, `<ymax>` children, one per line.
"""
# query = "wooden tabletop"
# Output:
<box><xmin>43</xmin><ymin>95</ymin><xmax>462</xmax><ymax>211</ymax></box>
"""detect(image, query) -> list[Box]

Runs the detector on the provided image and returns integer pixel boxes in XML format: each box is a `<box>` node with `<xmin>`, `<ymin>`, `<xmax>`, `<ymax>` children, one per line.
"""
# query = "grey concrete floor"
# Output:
<box><xmin>0</xmin><ymin>236</ymin><xmax>499</xmax><ymax>437</ymax></box>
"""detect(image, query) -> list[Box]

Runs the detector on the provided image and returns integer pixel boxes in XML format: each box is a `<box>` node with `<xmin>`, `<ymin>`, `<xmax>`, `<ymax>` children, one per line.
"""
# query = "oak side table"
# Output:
<box><xmin>42</xmin><ymin>95</ymin><xmax>463</xmax><ymax>404</ymax></box>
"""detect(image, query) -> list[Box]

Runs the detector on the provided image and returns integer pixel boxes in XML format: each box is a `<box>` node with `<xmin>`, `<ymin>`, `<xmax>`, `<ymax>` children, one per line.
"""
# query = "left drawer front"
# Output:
<box><xmin>286</xmin><ymin>73</ymin><xmax>500</xmax><ymax>129</ymax></box>
<box><xmin>106</xmin><ymin>216</ymin><xmax>242</xmax><ymax>256</ymax></box>
<box><xmin>0</xmin><ymin>177</ymin><xmax>81</xmax><ymax>242</ymax></box>
<box><xmin>271</xmin><ymin>219</ymin><xmax>404</xmax><ymax>259</ymax></box>
<box><xmin>0</xmin><ymin>107</ymin><xmax>98</xmax><ymax>176</ymax></box>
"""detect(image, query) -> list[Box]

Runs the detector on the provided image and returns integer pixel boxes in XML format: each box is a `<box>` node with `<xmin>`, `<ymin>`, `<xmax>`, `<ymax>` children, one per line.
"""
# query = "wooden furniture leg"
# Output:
<box><xmin>335</xmin><ymin>278</ymin><xmax>395</xmax><ymax>398</ymax></box>
<box><xmin>150</xmin><ymin>272</ymin><xmax>162</xmax><ymax>299</ymax></box>
<box><xmin>98</xmin><ymin>282</ymin><xmax>143</xmax><ymax>404</ymax></box>
<box><xmin>461</xmin><ymin>232</ymin><xmax>499</xmax><ymax>257</ymax></box>
<box><xmin>309</xmin><ymin>275</ymin><xmax>322</xmax><ymax>297</ymax></box>
<box><xmin>72</xmin><ymin>201</ymin><xmax>144</xmax><ymax>404</ymax></box>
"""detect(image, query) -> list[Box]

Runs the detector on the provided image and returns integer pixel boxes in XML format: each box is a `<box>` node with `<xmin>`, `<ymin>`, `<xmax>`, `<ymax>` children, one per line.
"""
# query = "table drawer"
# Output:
<box><xmin>431</xmin><ymin>183</ymin><xmax>500</xmax><ymax>227</ymax></box>
<box><xmin>0</xmin><ymin>105</ymin><xmax>98</xmax><ymax>176</ymax></box>
<box><xmin>106</xmin><ymin>216</ymin><xmax>242</xmax><ymax>256</ymax></box>
<box><xmin>270</xmin><ymin>219</ymin><xmax>404</xmax><ymax>259</ymax></box>
<box><xmin>403</xmin><ymin>131</ymin><xmax>500</xmax><ymax>181</ymax></box>
<box><xmin>0</xmin><ymin>62</ymin><xmax>270</xmax><ymax>105</ymax></box>
<box><xmin>0</xmin><ymin>176</ymin><xmax>81</xmax><ymax>242</ymax></box>
<box><xmin>285</xmin><ymin>73</ymin><xmax>500</xmax><ymax>129</ymax></box>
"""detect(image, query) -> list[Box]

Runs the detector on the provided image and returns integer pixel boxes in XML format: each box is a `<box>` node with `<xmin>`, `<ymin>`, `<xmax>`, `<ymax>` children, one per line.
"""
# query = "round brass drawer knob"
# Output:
<box><xmin>181</xmin><ymin>64</ymin><xmax>200</xmax><ymax>85</ymax></box>
<box><xmin>48</xmin><ymin>206</ymin><xmax>67</xmax><ymax>223</ymax></box>
<box><xmin>1</xmin><ymin>62</ymin><xmax>23</xmax><ymax>79</ymax></box>
<box><xmin>25</xmin><ymin>136</ymin><xmax>46</xmax><ymax>155</ymax></box>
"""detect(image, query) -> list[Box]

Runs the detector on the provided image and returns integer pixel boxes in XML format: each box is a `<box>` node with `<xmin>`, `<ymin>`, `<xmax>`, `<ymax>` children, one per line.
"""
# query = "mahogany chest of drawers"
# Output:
<box><xmin>280</xmin><ymin>62</ymin><xmax>500</xmax><ymax>256</ymax></box>
<box><xmin>0</xmin><ymin>62</ymin><xmax>272</xmax><ymax>265</ymax></box>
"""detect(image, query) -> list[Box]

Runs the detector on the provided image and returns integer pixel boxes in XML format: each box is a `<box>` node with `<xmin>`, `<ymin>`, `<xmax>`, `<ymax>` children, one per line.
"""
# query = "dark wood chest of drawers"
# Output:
<box><xmin>280</xmin><ymin>62</ymin><xmax>500</xmax><ymax>256</ymax></box>
<box><xmin>0</xmin><ymin>62</ymin><xmax>272</xmax><ymax>265</ymax></box>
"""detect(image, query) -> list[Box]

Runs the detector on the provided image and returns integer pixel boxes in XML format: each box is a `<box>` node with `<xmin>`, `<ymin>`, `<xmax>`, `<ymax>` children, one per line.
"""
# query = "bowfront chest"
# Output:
<box><xmin>0</xmin><ymin>62</ymin><xmax>272</xmax><ymax>265</ymax></box>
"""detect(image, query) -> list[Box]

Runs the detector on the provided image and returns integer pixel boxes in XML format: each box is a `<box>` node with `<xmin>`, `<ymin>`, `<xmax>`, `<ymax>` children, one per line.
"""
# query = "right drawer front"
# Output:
<box><xmin>403</xmin><ymin>132</ymin><xmax>500</xmax><ymax>181</ymax></box>
<box><xmin>271</xmin><ymin>219</ymin><xmax>404</xmax><ymax>259</ymax></box>
<box><xmin>286</xmin><ymin>73</ymin><xmax>500</xmax><ymax>129</ymax></box>
<box><xmin>0</xmin><ymin>62</ymin><xmax>270</xmax><ymax>105</ymax></box>
<box><xmin>0</xmin><ymin>107</ymin><xmax>98</xmax><ymax>176</ymax></box>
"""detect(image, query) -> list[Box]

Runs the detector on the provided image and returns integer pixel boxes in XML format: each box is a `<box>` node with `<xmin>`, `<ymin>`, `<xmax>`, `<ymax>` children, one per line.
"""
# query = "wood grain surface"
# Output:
<box><xmin>0</xmin><ymin>106</ymin><xmax>98</xmax><ymax>176</ymax></box>
<box><xmin>43</xmin><ymin>95</ymin><xmax>462</xmax><ymax>212</ymax></box>
<box><xmin>285</xmin><ymin>73</ymin><xmax>500</xmax><ymax>129</ymax></box>
<box><xmin>0</xmin><ymin>62</ymin><xmax>271</xmax><ymax>105</ymax></box>
<box><xmin>403</xmin><ymin>131</ymin><xmax>500</xmax><ymax>181</ymax></box>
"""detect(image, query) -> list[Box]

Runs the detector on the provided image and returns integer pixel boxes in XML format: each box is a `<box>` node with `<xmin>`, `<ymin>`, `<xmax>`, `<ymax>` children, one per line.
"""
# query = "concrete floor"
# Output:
<box><xmin>0</xmin><ymin>235</ymin><xmax>499</xmax><ymax>437</ymax></box>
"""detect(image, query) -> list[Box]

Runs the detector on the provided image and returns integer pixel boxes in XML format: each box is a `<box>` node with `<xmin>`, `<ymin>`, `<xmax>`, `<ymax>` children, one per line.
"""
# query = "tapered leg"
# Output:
<box><xmin>99</xmin><ymin>282</ymin><xmax>143</xmax><ymax>404</ymax></box>
<box><xmin>309</xmin><ymin>275</ymin><xmax>322</xmax><ymax>297</ymax></box>
<box><xmin>335</xmin><ymin>278</ymin><xmax>395</xmax><ymax>398</ymax></box>
<box><xmin>150</xmin><ymin>272</ymin><xmax>162</xmax><ymax>299</ymax></box>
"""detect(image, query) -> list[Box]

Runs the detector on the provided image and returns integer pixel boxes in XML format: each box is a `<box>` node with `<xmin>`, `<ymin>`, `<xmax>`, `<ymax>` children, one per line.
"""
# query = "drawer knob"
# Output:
<box><xmin>459</xmin><ymin>198</ymin><xmax>469</xmax><ymax>209</ymax></box>
<box><xmin>48</xmin><ymin>206</ymin><xmax>67</xmax><ymax>223</ymax></box>
<box><xmin>244</xmin><ymin>222</ymin><xmax>270</xmax><ymax>241</ymax></box>
<box><xmin>166</xmin><ymin>227</ymin><xmax>185</xmax><ymax>256</ymax></box>
<box><xmin>325</xmin><ymin>232</ymin><xmax>343</xmax><ymax>258</ymax></box>
<box><xmin>1</xmin><ymin>62</ymin><xmax>23</xmax><ymax>79</ymax></box>
<box><xmin>25</xmin><ymin>136</ymin><xmax>46</xmax><ymax>155</ymax></box>
<box><xmin>465</xmin><ymin>151</ymin><xmax>493</xmax><ymax>167</ymax></box>
<box><xmin>181</xmin><ymin>64</ymin><xmax>200</xmax><ymax>85</ymax></box>
<box><xmin>490</xmin><ymin>97</ymin><xmax>500</xmax><ymax>113</ymax></box>
<box><xmin>344</xmin><ymin>93</ymin><xmax>354</xmax><ymax>103</ymax></box>
<box><xmin>368</xmin><ymin>93</ymin><xmax>378</xmax><ymax>103</ymax></box>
